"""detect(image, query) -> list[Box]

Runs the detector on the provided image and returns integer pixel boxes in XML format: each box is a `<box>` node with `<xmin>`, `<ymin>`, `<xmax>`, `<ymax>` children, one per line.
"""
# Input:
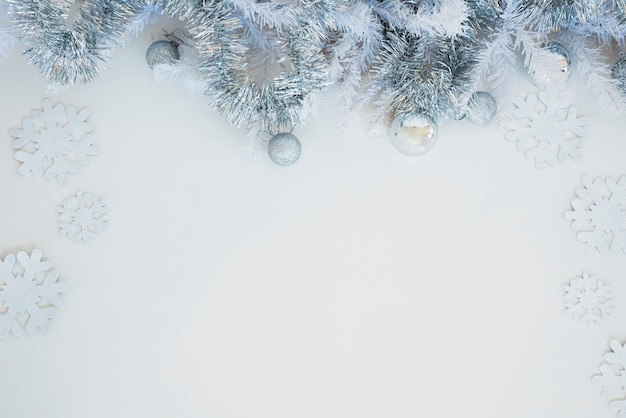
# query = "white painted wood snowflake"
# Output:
<box><xmin>9</xmin><ymin>99</ymin><xmax>99</xmax><ymax>185</ymax></box>
<box><xmin>592</xmin><ymin>339</ymin><xmax>626</xmax><ymax>418</ymax></box>
<box><xmin>57</xmin><ymin>191</ymin><xmax>108</xmax><ymax>243</ymax></box>
<box><xmin>564</xmin><ymin>176</ymin><xmax>626</xmax><ymax>254</ymax></box>
<box><xmin>564</xmin><ymin>272</ymin><xmax>612</xmax><ymax>325</ymax></box>
<box><xmin>0</xmin><ymin>249</ymin><xmax>69</xmax><ymax>338</ymax></box>
<box><xmin>505</xmin><ymin>92</ymin><xmax>589</xmax><ymax>168</ymax></box>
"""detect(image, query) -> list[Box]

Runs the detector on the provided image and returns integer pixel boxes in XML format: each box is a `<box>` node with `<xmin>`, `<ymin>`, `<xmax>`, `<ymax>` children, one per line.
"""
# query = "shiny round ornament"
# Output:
<box><xmin>466</xmin><ymin>91</ymin><xmax>497</xmax><ymax>124</ymax></box>
<box><xmin>389</xmin><ymin>113</ymin><xmax>437</xmax><ymax>156</ymax></box>
<box><xmin>146</xmin><ymin>40</ymin><xmax>180</xmax><ymax>69</ymax></box>
<box><xmin>268</xmin><ymin>133</ymin><xmax>301</xmax><ymax>166</ymax></box>
<box><xmin>612</xmin><ymin>53</ymin><xmax>626</xmax><ymax>96</ymax></box>
<box><xmin>547</xmin><ymin>42</ymin><xmax>572</xmax><ymax>73</ymax></box>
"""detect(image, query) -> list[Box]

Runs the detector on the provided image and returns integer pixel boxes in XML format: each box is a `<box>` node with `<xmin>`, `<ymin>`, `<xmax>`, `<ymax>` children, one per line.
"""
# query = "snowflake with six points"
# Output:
<box><xmin>564</xmin><ymin>176</ymin><xmax>626</xmax><ymax>254</ymax></box>
<box><xmin>0</xmin><ymin>249</ymin><xmax>69</xmax><ymax>338</ymax></box>
<box><xmin>58</xmin><ymin>191</ymin><xmax>108</xmax><ymax>243</ymax></box>
<box><xmin>593</xmin><ymin>339</ymin><xmax>626</xmax><ymax>418</ymax></box>
<box><xmin>564</xmin><ymin>272</ymin><xmax>612</xmax><ymax>326</ymax></box>
<box><xmin>505</xmin><ymin>92</ymin><xmax>589</xmax><ymax>168</ymax></box>
<box><xmin>9</xmin><ymin>98</ymin><xmax>99</xmax><ymax>185</ymax></box>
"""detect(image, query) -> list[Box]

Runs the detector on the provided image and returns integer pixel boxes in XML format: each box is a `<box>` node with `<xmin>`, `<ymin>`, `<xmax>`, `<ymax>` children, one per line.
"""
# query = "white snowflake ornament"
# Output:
<box><xmin>0</xmin><ymin>249</ymin><xmax>69</xmax><ymax>338</ymax></box>
<box><xmin>505</xmin><ymin>92</ymin><xmax>589</xmax><ymax>168</ymax></box>
<box><xmin>10</xmin><ymin>99</ymin><xmax>98</xmax><ymax>186</ymax></box>
<box><xmin>564</xmin><ymin>176</ymin><xmax>626</xmax><ymax>255</ymax></box>
<box><xmin>592</xmin><ymin>339</ymin><xmax>626</xmax><ymax>418</ymax></box>
<box><xmin>564</xmin><ymin>272</ymin><xmax>612</xmax><ymax>325</ymax></box>
<box><xmin>58</xmin><ymin>191</ymin><xmax>108</xmax><ymax>243</ymax></box>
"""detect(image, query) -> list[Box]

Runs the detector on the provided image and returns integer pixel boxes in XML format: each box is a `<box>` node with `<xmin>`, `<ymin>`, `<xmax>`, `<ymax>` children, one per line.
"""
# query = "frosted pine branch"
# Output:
<box><xmin>0</xmin><ymin>27</ymin><xmax>15</xmax><ymax>60</ymax></box>
<box><xmin>472</xmin><ymin>29</ymin><xmax>516</xmax><ymax>104</ymax></box>
<box><xmin>370</xmin><ymin>0</ymin><xmax>468</xmax><ymax>38</ymax></box>
<box><xmin>126</xmin><ymin>4</ymin><xmax>162</xmax><ymax>40</ymax></box>
<box><xmin>227</xmin><ymin>0</ymin><xmax>293</xmax><ymax>30</ymax></box>
<box><xmin>403</xmin><ymin>0</ymin><xmax>469</xmax><ymax>38</ymax></box>
<box><xmin>515</xmin><ymin>29</ymin><xmax>573</xmax><ymax>103</ymax></box>
<box><xmin>567</xmin><ymin>35</ymin><xmax>626</xmax><ymax>116</ymax></box>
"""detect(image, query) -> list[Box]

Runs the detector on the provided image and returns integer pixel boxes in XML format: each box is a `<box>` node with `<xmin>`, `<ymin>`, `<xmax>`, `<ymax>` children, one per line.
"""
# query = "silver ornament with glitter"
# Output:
<box><xmin>547</xmin><ymin>42</ymin><xmax>572</xmax><ymax>73</ymax></box>
<box><xmin>612</xmin><ymin>53</ymin><xmax>626</xmax><ymax>96</ymax></box>
<box><xmin>268</xmin><ymin>133</ymin><xmax>301</xmax><ymax>166</ymax></box>
<box><xmin>146</xmin><ymin>40</ymin><xmax>180</xmax><ymax>69</ymax></box>
<box><xmin>389</xmin><ymin>113</ymin><xmax>437</xmax><ymax>157</ymax></box>
<box><xmin>466</xmin><ymin>91</ymin><xmax>497</xmax><ymax>124</ymax></box>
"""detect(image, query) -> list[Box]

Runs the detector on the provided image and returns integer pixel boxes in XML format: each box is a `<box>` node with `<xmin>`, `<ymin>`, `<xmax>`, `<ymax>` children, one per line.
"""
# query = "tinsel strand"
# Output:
<box><xmin>4</xmin><ymin>0</ymin><xmax>626</xmax><ymax>136</ymax></box>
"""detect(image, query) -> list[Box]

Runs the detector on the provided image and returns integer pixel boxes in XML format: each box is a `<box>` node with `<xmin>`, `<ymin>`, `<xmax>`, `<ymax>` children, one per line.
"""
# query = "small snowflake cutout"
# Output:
<box><xmin>0</xmin><ymin>249</ymin><xmax>69</xmax><ymax>338</ymax></box>
<box><xmin>9</xmin><ymin>98</ymin><xmax>98</xmax><ymax>185</ymax></box>
<box><xmin>592</xmin><ymin>339</ymin><xmax>626</xmax><ymax>418</ymax></box>
<box><xmin>564</xmin><ymin>176</ymin><xmax>626</xmax><ymax>254</ymax></box>
<box><xmin>505</xmin><ymin>92</ymin><xmax>589</xmax><ymax>168</ymax></box>
<box><xmin>564</xmin><ymin>272</ymin><xmax>612</xmax><ymax>325</ymax></box>
<box><xmin>58</xmin><ymin>191</ymin><xmax>108</xmax><ymax>243</ymax></box>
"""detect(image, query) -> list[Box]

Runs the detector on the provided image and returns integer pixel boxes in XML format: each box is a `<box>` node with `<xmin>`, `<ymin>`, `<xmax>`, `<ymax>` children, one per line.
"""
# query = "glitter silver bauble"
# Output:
<box><xmin>389</xmin><ymin>113</ymin><xmax>437</xmax><ymax>156</ymax></box>
<box><xmin>268</xmin><ymin>133</ymin><xmax>301</xmax><ymax>166</ymax></box>
<box><xmin>146</xmin><ymin>40</ymin><xmax>180</xmax><ymax>69</ymax></box>
<box><xmin>612</xmin><ymin>53</ymin><xmax>626</xmax><ymax>96</ymax></box>
<box><xmin>547</xmin><ymin>42</ymin><xmax>572</xmax><ymax>73</ymax></box>
<box><xmin>466</xmin><ymin>91</ymin><xmax>497</xmax><ymax>124</ymax></box>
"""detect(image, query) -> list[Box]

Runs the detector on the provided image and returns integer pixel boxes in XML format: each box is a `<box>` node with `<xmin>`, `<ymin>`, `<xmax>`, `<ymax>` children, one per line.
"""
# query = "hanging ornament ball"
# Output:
<box><xmin>389</xmin><ymin>113</ymin><xmax>437</xmax><ymax>156</ymax></box>
<box><xmin>547</xmin><ymin>42</ymin><xmax>572</xmax><ymax>73</ymax></box>
<box><xmin>146</xmin><ymin>40</ymin><xmax>180</xmax><ymax>69</ymax></box>
<box><xmin>612</xmin><ymin>53</ymin><xmax>626</xmax><ymax>95</ymax></box>
<box><xmin>268</xmin><ymin>133</ymin><xmax>301</xmax><ymax>166</ymax></box>
<box><xmin>466</xmin><ymin>91</ymin><xmax>497</xmax><ymax>124</ymax></box>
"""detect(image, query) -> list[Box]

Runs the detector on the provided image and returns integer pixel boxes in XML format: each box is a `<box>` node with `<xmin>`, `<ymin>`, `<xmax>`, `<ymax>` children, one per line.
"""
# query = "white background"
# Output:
<box><xmin>1</xmin><ymin>17</ymin><xmax>625</xmax><ymax>418</ymax></box>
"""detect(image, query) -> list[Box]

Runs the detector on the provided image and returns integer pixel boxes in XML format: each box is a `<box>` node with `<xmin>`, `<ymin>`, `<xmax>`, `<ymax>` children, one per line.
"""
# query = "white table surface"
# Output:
<box><xmin>1</xmin><ymin>18</ymin><xmax>625</xmax><ymax>418</ymax></box>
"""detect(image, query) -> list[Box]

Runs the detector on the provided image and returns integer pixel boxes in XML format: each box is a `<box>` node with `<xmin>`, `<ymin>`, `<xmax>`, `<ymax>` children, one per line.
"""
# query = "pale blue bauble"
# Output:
<box><xmin>466</xmin><ymin>91</ymin><xmax>497</xmax><ymax>124</ymax></box>
<box><xmin>146</xmin><ymin>40</ymin><xmax>179</xmax><ymax>69</ymax></box>
<box><xmin>389</xmin><ymin>113</ymin><xmax>437</xmax><ymax>156</ymax></box>
<box><xmin>268</xmin><ymin>133</ymin><xmax>301</xmax><ymax>166</ymax></box>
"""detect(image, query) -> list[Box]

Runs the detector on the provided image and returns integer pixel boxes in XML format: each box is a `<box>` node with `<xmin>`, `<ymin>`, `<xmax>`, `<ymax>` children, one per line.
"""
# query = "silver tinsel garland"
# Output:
<box><xmin>8</xmin><ymin>0</ymin><xmax>144</xmax><ymax>85</ymax></box>
<box><xmin>157</xmin><ymin>0</ymin><xmax>329</xmax><ymax>135</ymax></box>
<box><xmin>4</xmin><ymin>0</ymin><xmax>626</xmax><ymax>140</ymax></box>
<box><xmin>522</xmin><ymin>0</ymin><xmax>612</xmax><ymax>33</ymax></box>
<box><xmin>367</xmin><ymin>27</ymin><xmax>477</xmax><ymax>125</ymax></box>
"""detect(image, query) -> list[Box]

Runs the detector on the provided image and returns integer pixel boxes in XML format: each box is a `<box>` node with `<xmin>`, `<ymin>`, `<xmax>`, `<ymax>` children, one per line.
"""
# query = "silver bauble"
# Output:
<box><xmin>547</xmin><ymin>42</ymin><xmax>572</xmax><ymax>73</ymax></box>
<box><xmin>389</xmin><ymin>113</ymin><xmax>437</xmax><ymax>156</ymax></box>
<box><xmin>146</xmin><ymin>40</ymin><xmax>180</xmax><ymax>69</ymax></box>
<box><xmin>268</xmin><ymin>133</ymin><xmax>301</xmax><ymax>166</ymax></box>
<box><xmin>466</xmin><ymin>91</ymin><xmax>497</xmax><ymax>124</ymax></box>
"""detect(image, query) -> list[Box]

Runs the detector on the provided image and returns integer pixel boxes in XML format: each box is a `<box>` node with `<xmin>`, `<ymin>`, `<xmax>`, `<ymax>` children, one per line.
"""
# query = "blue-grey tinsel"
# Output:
<box><xmin>466</xmin><ymin>0</ymin><xmax>507</xmax><ymax>32</ymax></box>
<box><xmin>522</xmin><ymin>0</ymin><xmax>604</xmax><ymax>33</ymax></box>
<box><xmin>159</xmin><ymin>0</ymin><xmax>330</xmax><ymax>135</ymax></box>
<box><xmin>8</xmin><ymin>0</ymin><xmax>145</xmax><ymax>85</ymax></box>
<box><xmin>6</xmin><ymin>0</ymin><xmax>626</xmax><ymax>147</ymax></box>
<box><xmin>368</xmin><ymin>25</ymin><xmax>477</xmax><ymax>125</ymax></box>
